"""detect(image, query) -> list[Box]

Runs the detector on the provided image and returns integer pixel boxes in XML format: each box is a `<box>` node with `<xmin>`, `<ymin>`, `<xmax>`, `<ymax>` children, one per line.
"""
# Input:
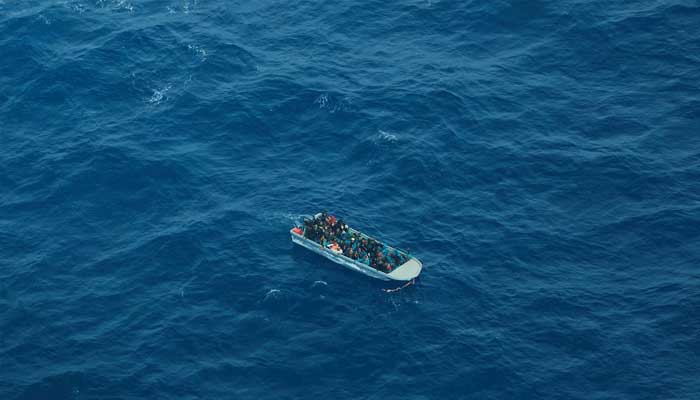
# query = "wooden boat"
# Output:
<box><xmin>290</xmin><ymin>213</ymin><xmax>422</xmax><ymax>281</ymax></box>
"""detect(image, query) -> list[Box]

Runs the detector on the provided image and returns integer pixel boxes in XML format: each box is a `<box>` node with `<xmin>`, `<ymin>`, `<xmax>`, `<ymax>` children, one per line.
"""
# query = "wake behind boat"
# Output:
<box><xmin>291</xmin><ymin>212</ymin><xmax>422</xmax><ymax>281</ymax></box>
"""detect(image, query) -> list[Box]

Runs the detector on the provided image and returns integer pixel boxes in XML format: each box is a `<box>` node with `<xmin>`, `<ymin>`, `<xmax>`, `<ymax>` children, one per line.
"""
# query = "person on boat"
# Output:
<box><xmin>303</xmin><ymin>219</ymin><xmax>312</xmax><ymax>238</ymax></box>
<box><xmin>370</xmin><ymin>239</ymin><xmax>378</xmax><ymax>252</ymax></box>
<box><xmin>325</xmin><ymin>214</ymin><xmax>335</xmax><ymax>228</ymax></box>
<box><xmin>373</xmin><ymin>251</ymin><xmax>384</xmax><ymax>269</ymax></box>
<box><xmin>320</xmin><ymin>222</ymin><xmax>330</xmax><ymax>239</ymax></box>
<box><xmin>359</xmin><ymin>239</ymin><xmax>368</xmax><ymax>255</ymax></box>
<box><xmin>341</xmin><ymin>234</ymin><xmax>352</xmax><ymax>251</ymax></box>
<box><xmin>391</xmin><ymin>250</ymin><xmax>403</xmax><ymax>266</ymax></box>
<box><xmin>376</xmin><ymin>257</ymin><xmax>387</xmax><ymax>272</ymax></box>
<box><xmin>400</xmin><ymin>254</ymin><xmax>408</xmax><ymax>264</ymax></box>
<box><xmin>337</xmin><ymin>220</ymin><xmax>345</xmax><ymax>234</ymax></box>
<box><xmin>329</xmin><ymin>241</ymin><xmax>341</xmax><ymax>252</ymax></box>
<box><xmin>383</xmin><ymin>249</ymin><xmax>392</xmax><ymax>264</ymax></box>
<box><xmin>358</xmin><ymin>248</ymin><xmax>367</xmax><ymax>261</ymax></box>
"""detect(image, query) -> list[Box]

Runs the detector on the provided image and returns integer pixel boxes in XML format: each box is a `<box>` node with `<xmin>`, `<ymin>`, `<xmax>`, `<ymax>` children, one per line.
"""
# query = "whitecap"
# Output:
<box><xmin>116</xmin><ymin>0</ymin><xmax>134</xmax><ymax>12</ymax></box>
<box><xmin>377</xmin><ymin>129</ymin><xmax>398</xmax><ymax>143</ymax></box>
<box><xmin>166</xmin><ymin>0</ymin><xmax>198</xmax><ymax>14</ymax></box>
<box><xmin>63</xmin><ymin>1</ymin><xmax>88</xmax><ymax>14</ymax></box>
<box><xmin>148</xmin><ymin>84</ymin><xmax>172</xmax><ymax>104</ymax></box>
<box><xmin>179</xmin><ymin>277</ymin><xmax>194</xmax><ymax>298</ymax></box>
<box><xmin>96</xmin><ymin>0</ymin><xmax>133</xmax><ymax>12</ymax></box>
<box><xmin>312</xmin><ymin>280</ymin><xmax>328</xmax><ymax>287</ymax></box>
<box><xmin>313</xmin><ymin>93</ymin><xmax>354</xmax><ymax>113</ymax></box>
<box><xmin>187</xmin><ymin>43</ymin><xmax>207</xmax><ymax>62</ymax></box>
<box><xmin>331</xmin><ymin>96</ymin><xmax>353</xmax><ymax>113</ymax></box>
<box><xmin>182</xmin><ymin>0</ymin><xmax>199</xmax><ymax>14</ymax></box>
<box><xmin>315</xmin><ymin>94</ymin><xmax>329</xmax><ymax>109</ymax></box>
<box><xmin>263</xmin><ymin>288</ymin><xmax>281</xmax><ymax>301</ymax></box>
<box><xmin>37</xmin><ymin>14</ymin><xmax>51</xmax><ymax>24</ymax></box>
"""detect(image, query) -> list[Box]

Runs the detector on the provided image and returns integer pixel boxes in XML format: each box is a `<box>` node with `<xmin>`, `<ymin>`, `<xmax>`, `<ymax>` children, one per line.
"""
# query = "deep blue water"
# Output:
<box><xmin>1</xmin><ymin>1</ymin><xmax>699</xmax><ymax>399</ymax></box>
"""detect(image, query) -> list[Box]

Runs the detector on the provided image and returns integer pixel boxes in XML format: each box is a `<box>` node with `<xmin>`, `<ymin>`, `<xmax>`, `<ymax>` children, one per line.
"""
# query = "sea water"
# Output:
<box><xmin>1</xmin><ymin>1</ymin><xmax>699</xmax><ymax>399</ymax></box>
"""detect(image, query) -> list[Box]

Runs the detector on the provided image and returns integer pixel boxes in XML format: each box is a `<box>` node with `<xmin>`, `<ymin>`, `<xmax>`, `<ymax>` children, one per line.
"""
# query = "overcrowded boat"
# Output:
<box><xmin>290</xmin><ymin>212</ymin><xmax>422</xmax><ymax>281</ymax></box>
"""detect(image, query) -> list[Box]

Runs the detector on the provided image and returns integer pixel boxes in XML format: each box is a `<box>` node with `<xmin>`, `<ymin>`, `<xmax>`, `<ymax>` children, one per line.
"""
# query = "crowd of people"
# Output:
<box><xmin>302</xmin><ymin>212</ymin><xmax>409</xmax><ymax>273</ymax></box>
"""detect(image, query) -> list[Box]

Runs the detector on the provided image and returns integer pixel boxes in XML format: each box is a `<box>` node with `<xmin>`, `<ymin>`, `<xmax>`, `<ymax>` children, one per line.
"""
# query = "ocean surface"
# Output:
<box><xmin>1</xmin><ymin>1</ymin><xmax>699</xmax><ymax>399</ymax></box>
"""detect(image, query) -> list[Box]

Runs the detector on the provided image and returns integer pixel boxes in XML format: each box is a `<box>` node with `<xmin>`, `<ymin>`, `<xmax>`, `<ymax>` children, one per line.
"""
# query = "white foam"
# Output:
<box><xmin>177</xmin><ymin>275</ymin><xmax>198</xmax><ymax>298</ymax></box>
<box><xmin>187</xmin><ymin>43</ymin><xmax>207</xmax><ymax>62</ymax></box>
<box><xmin>313</xmin><ymin>93</ymin><xmax>354</xmax><ymax>113</ymax></box>
<box><xmin>377</xmin><ymin>129</ymin><xmax>398</xmax><ymax>143</ymax></box>
<box><xmin>182</xmin><ymin>0</ymin><xmax>199</xmax><ymax>14</ymax></box>
<box><xmin>97</xmin><ymin>0</ymin><xmax>134</xmax><ymax>12</ymax></box>
<box><xmin>114</xmin><ymin>0</ymin><xmax>133</xmax><ymax>11</ymax></box>
<box><xmin>37</xmin><ymin>14</ymin><xmax>51</xmax><ymax>24</ymax></box>
<box><xmin>261</xmin><ymin>211</ymin><xmax>303</xmax><ymax>226</ymax></box>
<box><xmin>315</xmin><ymin>94</ymin><xmax>329</xmax><ymax>109</ymax></box>
<box><xmin>263</xmin><ymin>289</ymin><xmax>281</xmax><ymax>301</ymax></box>
<box><xmin>148</xmin><ymin>83</ymin><xmax>172</xmax><ymax>104</ymax></box>
<box><xmin>62</xmin><ymin>1</ymin><xmax>88</xmax><ymax>14</ymax></box>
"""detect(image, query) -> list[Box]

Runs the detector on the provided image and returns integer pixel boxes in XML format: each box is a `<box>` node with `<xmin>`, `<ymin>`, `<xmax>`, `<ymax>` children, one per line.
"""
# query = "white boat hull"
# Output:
<box><xmin>291</xmin><ymin>229</ymin><xmax>421</xmax><ymax>281</ymax></box>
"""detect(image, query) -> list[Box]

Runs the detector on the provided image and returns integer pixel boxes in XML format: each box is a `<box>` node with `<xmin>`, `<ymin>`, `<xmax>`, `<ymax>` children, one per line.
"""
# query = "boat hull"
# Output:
<box><xmin>291</xmin><ymin>229</ymin><xmax>421</xmax><ymax>281</ymax></box>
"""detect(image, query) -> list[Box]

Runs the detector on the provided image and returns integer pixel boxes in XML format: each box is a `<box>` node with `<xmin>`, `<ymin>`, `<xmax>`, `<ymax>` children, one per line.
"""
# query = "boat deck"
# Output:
<box><xmin>291</xmin><ymin>215</ymin><xmax>422</xmax><ymax>281</ymax></box>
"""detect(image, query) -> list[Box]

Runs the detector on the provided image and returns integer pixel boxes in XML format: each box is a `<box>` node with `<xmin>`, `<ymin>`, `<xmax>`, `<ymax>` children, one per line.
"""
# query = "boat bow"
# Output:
<box><xmin>387</xmin><ymin>258</ymin><xmax>422</xmax><ymax>281</ymax></box>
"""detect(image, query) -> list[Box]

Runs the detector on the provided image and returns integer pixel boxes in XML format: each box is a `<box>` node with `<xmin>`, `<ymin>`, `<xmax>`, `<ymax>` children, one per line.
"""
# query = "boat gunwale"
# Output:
<box><xmin>291</xmin><ymin>222</ymin><xmax>420</xmax><ymax>279</ymax></box>
<box><xmin>306</xmin><ymin>213</ymin><xmax>412</xmax><ymax>257</ymax></box>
